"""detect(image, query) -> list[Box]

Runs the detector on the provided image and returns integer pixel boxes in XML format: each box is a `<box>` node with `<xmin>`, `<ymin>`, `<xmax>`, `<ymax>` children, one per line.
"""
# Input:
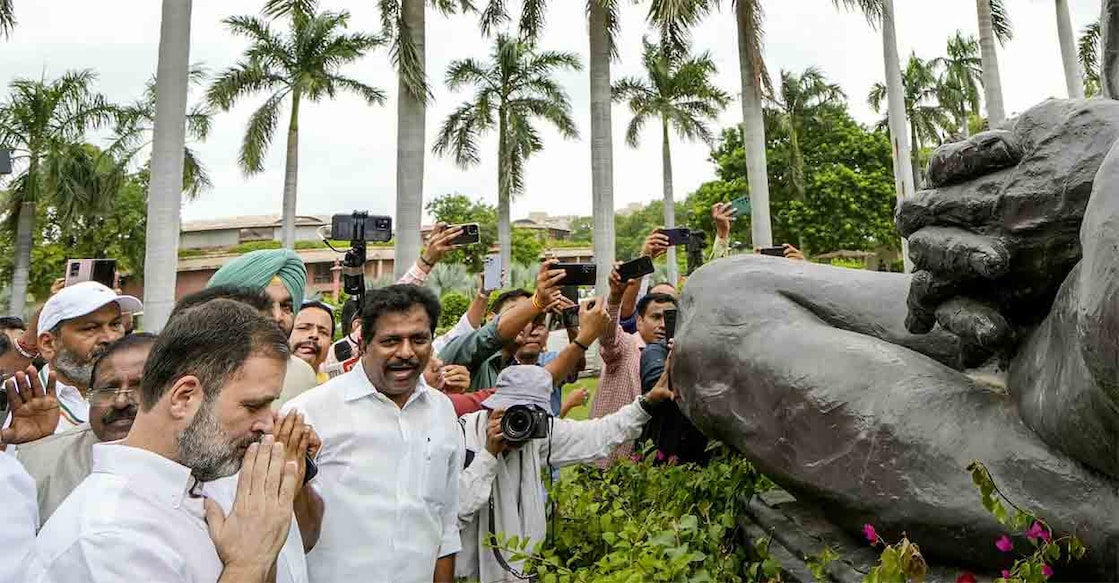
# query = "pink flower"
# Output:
<box><xmin>1001</xmin><ymin>570</ymin><xmax>1012</xmax><ymax>580</ymax></box>
<box><xmin>863</xmin><ymin>523</ymin><xmax>878</xmax><ymax>545</ymax></box>
<box><xmin>667</xmin><ymin>454</ymin><xmax>679</xmax><ymax>466</ymax></box>
<box><xmin>629</xmin><ymin>453</ymin><xmax>642</xmax><ymax>463</ymax></box>
<box><xmin>1042</xmin><ymin>564</ymin><xmax>1054</xmax><ymax>578</ymax></box>
<box><xmin>956</xmin><ymin>572</ymin><xmax>978</xmax><ymax>583</ymax></box>
<box><xmin>655</xmin><ymin>450</ymin><xmax>666</xmax><ymax>462</ymax></box>
<box><xmin>995</xmin><ymin>535</ymin><xmax>1014</xmax><ymax>552</ymax></box>
<box><xmin>1026</xmin><ymin>521</ymin><xmax>1052</xmax><ymax>543</ymax></box>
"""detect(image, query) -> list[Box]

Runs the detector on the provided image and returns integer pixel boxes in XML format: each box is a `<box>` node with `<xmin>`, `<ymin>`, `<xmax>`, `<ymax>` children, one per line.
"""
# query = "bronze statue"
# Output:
<box><xmin>676</xmin><ymin>98</ymin><xmax>1119</xmax><ymax>578</ymax></box>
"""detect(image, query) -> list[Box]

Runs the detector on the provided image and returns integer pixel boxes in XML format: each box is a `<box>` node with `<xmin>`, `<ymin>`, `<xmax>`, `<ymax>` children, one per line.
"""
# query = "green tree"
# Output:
<box><xmin>511</xmin><ymin>228</ymin><xmax>545</xmax><ymax>265</ymax></box>
<box><xmin>433</xmin><ymin>34</ymin><xmax>580</xmax><ymax>277</ymax></box>
<box><xmin>1080</xmin><ymin>21</ymin><xmax>1101</xmax><ymax>97</ymax></box>
<box><xmin>568</xmin><ymin>216</ymin><xmax>593</xmax><ymax>243</ymax></box>
<box><xmin>207</xmin><ymin>6</ymin><xmax>385</xmax><ymax>248</ymax></box>
<box><xmin>613</xmin><ymin>37</ymin><xmax>729</xmax><ymax>284</ymax></box>
<box><xmin>869</xmin><ymin>54</ymin><xmax>951</xmax><ymax>188</ymax></box>
<box><xmin>114</xmin><ymin>67</ymin><xmax>213</xmax><ymax>199</ymax></box>
<box><xmin>934</xmin><ymin>32</ymin><xmax>982</xmax><ymax>138</ymax></box>
<box><xmin>0</xmin><ymin>70</ymin><xmax>119</xmax><ymax>316</ymax></box>
<box><xmin>426</xmin><ymin>193</ymin><xmax>498</xmax><ymax>271</ymax></box>
<box><xmin>767</xmin><ymin>67</ymin><xmax>845</xmax><ymax>242</ymax></box>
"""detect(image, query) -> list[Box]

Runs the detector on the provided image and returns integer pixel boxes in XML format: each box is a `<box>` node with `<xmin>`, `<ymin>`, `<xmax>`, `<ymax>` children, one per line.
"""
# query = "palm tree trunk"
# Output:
<box><xmin>660</xmin><ymin>119</ymin><xmax>678</xmax><ymax>285</ymax></box>
<box><xmin>142</xmin><ymin>0</ymin><xmax>193</xmax><ymax>331</ymax></box>
<box><xmin>9</xmin><ymin>199</ymin><xmax>34</xmax><ymax>317</ymax></box>
<box><xmin>280</xmin><ymin>90</ymin><xmax>301</xmax><ymax>249</ymax></box>
<box><xmin>1055</xmin><ymin>0</ymin><xmax>1084</xmax><ymax>98</ymax></box>
<box><xmin>977</xmin><ymin>0</ymin><xmax>1006</xmax><ymax>125</ymax></box>
<box><xmin>789</xmin><ymin>118</ymin><xmax>807</xmax><ymax>251</ymax></box>
<box><xmin>497</xmin><ymin>110</ymin><xmax>512</xmax><ymax>276</ymax></box>
<box><xmin>588</xmin><ymin>0</ymin><xmax>615</xmax><ymax>292</ymax></box>
<box><xmin>882</xmin><ymin>0</ymin><xmax>915</xmax><ymax>271</ymax></box>
<box><xmin>736</xmin><ymin>0</ymin><xmax>772</xmax><ymax>249</ymax></box>
<box><xmin>910</xmin><ymin>120</ymin><xmax>922</xmax><ymax>189</ymax></box>
<box><xmin>393</xmin><ymin>0</ymin><xmax>426</xmax><ymax>280</ymax></box>
<box><xmin>1102</xmin><ymin>0</ymin><xmax>1119</xmax><ymax>99</ymax></box>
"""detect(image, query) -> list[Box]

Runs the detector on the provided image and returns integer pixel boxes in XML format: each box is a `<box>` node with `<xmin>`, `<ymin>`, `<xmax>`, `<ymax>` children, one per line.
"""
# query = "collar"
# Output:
<box><xmin>341</xmin><ymin>359</ymin><xmax>432</xmax><ymax>407</ymax></box>
<box><xmin>90</xmin><ymin>442</ymin><xmax>197</xmax><ymax>511</ymax></box>
<box><xmin>41</xmin><ymin>364</ymin><xmax>83</xmax><ymax>396</ymax></box>
<box><xmin>632</xmin><ymin>332</ymin><xmax>648</xmax><ymax>349</ymax></box>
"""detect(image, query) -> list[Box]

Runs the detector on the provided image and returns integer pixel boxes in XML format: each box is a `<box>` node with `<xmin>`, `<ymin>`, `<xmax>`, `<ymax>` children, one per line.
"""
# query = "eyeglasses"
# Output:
<box><xmin>87</xmin><ymin>387</ymin><xmax>139</xmax><ymax>406</ymax></box>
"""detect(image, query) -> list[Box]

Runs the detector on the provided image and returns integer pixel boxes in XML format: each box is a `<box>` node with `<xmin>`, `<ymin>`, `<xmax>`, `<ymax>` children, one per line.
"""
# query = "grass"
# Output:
<box><xmin>561</xmin><ymin>376</ymin><xmax>599</xmax><ymax>421</ymax></box>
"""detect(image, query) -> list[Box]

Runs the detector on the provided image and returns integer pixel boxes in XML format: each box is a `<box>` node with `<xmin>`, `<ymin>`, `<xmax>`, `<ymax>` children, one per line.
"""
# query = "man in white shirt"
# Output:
<box><xmin>25</xmin><ymin>299</ymin><xmax>303</xmax><ymax>582</ymax></box>
<box><xmin>35</xmin><ymin>281</ymin><xmax>141</xmax><ymax>433</ymax></box>
<box><xmin>456</xmin><ymin>364</ymin><xmax>676</xmax><ymax>582</ymax></box>
<box><xmin>283</xmin><ymin>284</ymin><xmax>464</xmax><ymax>582</ymax></box>
<box><xmin>0</xmin><ymin>358</ymin><xmax>60</xmax><ymax>582</ymax></box>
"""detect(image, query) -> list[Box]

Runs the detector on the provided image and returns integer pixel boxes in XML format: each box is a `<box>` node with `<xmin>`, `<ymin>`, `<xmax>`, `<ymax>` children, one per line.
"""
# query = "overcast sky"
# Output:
<box><xmin>0</xmin><ymin>0</ymin><xmax>1105</xmax><ymax>224</ymax></box>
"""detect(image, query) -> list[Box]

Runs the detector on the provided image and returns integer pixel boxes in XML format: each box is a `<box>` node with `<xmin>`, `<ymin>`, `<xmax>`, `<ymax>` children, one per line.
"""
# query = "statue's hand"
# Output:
<box><xmin>897</xmin><ymin>99</ymin><xmax>1119</xmax><ymax>365</ymax></box>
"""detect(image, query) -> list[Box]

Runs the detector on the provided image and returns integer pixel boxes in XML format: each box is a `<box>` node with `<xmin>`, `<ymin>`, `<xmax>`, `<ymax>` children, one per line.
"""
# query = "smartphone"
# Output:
<box><xmin>555</xmin><ymin>263</ymin><xmax>596</xmax><ymax>286</ymax></box>
<box><xmin>303</xmin><ymin>453</ymin><xmax>318</xmax><ymax>484</ymax></box>
<box><xmin>449</xmin><ymin>223</ymin><xmax>480</xmax><ymax>246</ymax></box>
<box><xmin>483</xmin><ymin>254</ymin><xmax>502</xmax><ymax>290</ymax></box>
<box><xmin>663</xmin><ymin>309</ymin><xmax>678</xmax><ymax>341</ymax></box>
<box><xmin>657</xmin><ymin>228</ymin><xmax>691</xmax><ymax>247</ymax></box>
<box><xmin>331</xmin><ymin>212</ymin><xmax>392</xmax><ymax>242</ymax></box>
<box><xmin>618</xmin><ymin>256</ymin><xmax>655</xmax><ymax>282</ymax></box>
<box><xmin>65</xmin><ymin>259</ymin><xmax>117</xmax><ymax>288</ymax></box>
<box><xmin>728</xmin><ymin>196</ymin><xmax>751</xmax><ymax>217</ymax></box>
<box><xmin>759</xmin><ymin>246</ymin><xmax>786</xmax><ymax>257</ymax></box>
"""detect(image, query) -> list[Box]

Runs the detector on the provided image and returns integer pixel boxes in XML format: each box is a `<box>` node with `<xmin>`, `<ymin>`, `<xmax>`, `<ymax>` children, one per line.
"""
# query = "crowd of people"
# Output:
<box><xmin>0</xmin><ymin>202</ymin><xmax>802</xmax><ymax>583</ymax></box>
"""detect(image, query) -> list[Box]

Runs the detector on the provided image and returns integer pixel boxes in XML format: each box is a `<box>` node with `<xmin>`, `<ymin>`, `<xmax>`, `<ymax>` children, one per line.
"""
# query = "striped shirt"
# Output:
<box><xmin>590</xmin><ymin>302</ymin><xmax>647</xmax><ymax>466</ymax></box>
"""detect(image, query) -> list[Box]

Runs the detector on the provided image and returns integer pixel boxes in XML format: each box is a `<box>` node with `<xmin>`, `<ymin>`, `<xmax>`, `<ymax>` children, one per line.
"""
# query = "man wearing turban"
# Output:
<box><xmin>206</xmin><ymin>249</ymin><xmax>317</xmax><ymax>403</ymax></box>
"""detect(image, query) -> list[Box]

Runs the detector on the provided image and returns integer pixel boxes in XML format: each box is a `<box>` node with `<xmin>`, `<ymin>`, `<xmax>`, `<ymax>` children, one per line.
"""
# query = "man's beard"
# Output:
<box><xmin>177</xmin><ymin>398</ymin><xmax>259</xmax><ymax>482</ymax></box>
<box><xmin>53</xmin><ymin>344</ymin><xmax>103</xmax><ymax>387</ymax></box>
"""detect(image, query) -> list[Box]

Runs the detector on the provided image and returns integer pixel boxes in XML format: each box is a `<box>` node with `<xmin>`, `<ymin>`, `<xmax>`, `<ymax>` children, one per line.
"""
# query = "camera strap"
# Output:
<box><xmin>488</xmin><ymin>496</ymin><xmax>535</xmax><ymax>581</ymax></box>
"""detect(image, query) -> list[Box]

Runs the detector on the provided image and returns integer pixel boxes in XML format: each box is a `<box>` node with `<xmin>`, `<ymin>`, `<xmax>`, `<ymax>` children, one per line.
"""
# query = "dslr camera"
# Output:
<box><xmin>501</xmin><ymin>404</ymin><xmax>551</xmax><ymax>443</ymax></box>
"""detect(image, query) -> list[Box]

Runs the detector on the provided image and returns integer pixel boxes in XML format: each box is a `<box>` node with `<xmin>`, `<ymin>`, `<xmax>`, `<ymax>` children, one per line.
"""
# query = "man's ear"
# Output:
<box><xmin>38</xmin><ymin>331</ymin><xmax>59</xmax><ymax>361</ymax></box>
<box><xmin>167</xmin><ymin>375</ymin><xmax>204</xmax><ymax>421</ymax></box>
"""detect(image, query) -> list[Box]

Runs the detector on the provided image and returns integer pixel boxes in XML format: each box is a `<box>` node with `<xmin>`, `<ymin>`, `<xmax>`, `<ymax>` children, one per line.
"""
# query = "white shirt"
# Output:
<box><xmin>205</xmin><ymin>476</ymin><xmax>308</xmax><ymax>583</ymax></box>
<box><xmin>24</xmin><ymin>442</ymin><xmax>223</xmax><ymax>582</ymax></box>
<box><xmin>39</xmin><ymin>365</ymin><xmax>88</xmax><ymax>434</ymax></box>
<box><xmin>0</xmin><ymin>449</ymin><xmax>38</xmax><ymax>583</ymax></box>
<box><xmin>455</xmin><ymin>400</ymin><xmax>651</xmax><ymax>583</ymax></box>
<box><xmin>282</xmin><ymin>361</ymin><xmax>463</xmax><ymax>583</ymax></box>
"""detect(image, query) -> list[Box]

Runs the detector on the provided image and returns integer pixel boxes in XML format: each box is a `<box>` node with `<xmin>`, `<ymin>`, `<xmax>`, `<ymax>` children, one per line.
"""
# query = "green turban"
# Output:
<box><xmin>206</xmin><ymin>249</ymin><xmax>307</xmax><ymax>313</ymax></box>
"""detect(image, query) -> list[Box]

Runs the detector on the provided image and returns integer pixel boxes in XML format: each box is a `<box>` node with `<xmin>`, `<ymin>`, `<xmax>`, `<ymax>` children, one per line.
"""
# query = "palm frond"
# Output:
<box><xmin>432</xmin><ymin>101</ymin><xmax>483</xmax><ymax>168</ymax></box>
<box><xmin>263</xmin><ymin>0</ymin><xmax>318</xmax><ymax>19</ymax></box>
<box><xmin>206</xmin><ymin>61</ymin><xmax>283</xmax><ymax>111</ymax></box>
<box><xmin>867</xmin><ymin>82</ymin><xmax>887</xmax><ymax>112</ymax></box>
<box><xmin>380</xmin><ymin>0</ymin><xmax>429</xmax><ymax>102</ymax></box>
<box><xmin>519</xmin><ymin>0</ymin><xmax>548</xmax><ymax>41</ymax></box>
<box><xmin>446</xmin><ymin>58</ymin><xmax>493</xmax><ymax>91</ymax></box>
<box><xmin>328</xmin><ymin>76</ymin><xmax>387</xmax><ymax>106</ymax></box>
<box><xmin>0</xmin><ymin>0</ymin><xmax>15</xmax><ymax>38</ymax></box>
<box><xmin>831</xmin><ymin>0</ymin><xmax>882</xmax><ymax>27</ymax></box>
<box><xmin>239</xmin><ymin>91</ymin><xmax>287</xmax><ymax>175</ymax></box>
<box><xmin>181</xmin><ymin>146</ymin><xmax>211</xmax><ymax>200</ymax></box>
<box><xmin>1080</xmin><ymin>20</ymin><xmax>1101</xmax><ymax>95</ymax></box>
<box><xmin>647</xmin><ymin>0</ymin><xmax>715</xmax><ymax>59</ymax></box>
<box><xmin>988</xmin><ymin>0</ymin><xmax>1012</xmax><ymax>46</ymax></box>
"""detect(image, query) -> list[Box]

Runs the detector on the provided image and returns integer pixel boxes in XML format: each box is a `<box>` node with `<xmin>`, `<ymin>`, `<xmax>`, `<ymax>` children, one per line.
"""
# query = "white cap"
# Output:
<box><xmin>37</xmin><ymin>282</ymin><xmax>144</xmax><ymax>333</ymax></box>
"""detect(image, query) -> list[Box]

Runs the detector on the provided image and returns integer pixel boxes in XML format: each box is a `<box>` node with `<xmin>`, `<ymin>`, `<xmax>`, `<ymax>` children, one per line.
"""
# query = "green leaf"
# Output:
<box><xmin>679</xmin><ymin>514</ymin><xmax>699</xmax><ymax>532</ymax></box>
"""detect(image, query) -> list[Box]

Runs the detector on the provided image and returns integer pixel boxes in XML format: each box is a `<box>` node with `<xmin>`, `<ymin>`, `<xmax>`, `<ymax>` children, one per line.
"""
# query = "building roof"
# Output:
<box><xmin>182</xmin><ymin>214</ymin><xmax>331</xmax><ymax>233</ymax></box>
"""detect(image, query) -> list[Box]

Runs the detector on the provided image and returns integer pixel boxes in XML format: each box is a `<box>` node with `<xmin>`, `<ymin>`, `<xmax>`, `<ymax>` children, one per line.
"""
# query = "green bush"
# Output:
<box><xmin>493</xmin><ymin>444</ymin><xmax>771</xmax><ymax>581</ymax></box>
<box><xmin>440</xmin><ymin>292</ymin><xmax>470</xmax><ymax>329</ymax></box>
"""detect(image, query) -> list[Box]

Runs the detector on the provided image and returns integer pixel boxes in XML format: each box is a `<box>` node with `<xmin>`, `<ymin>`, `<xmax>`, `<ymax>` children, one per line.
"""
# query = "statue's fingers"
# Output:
<box><xmin>905</xmin><ymin>270</ymin><xmax>960</xmax><ymax>334</ymax></box>
<box><xmin>934</xmin><ymin>297</ymin><xmax>1012</xmax><ymax>352</ymax></box>
<box><xmin>908</xmin><ymin>227</ymin><xmax>1009</xmax><ymax>280</ymax></box>
<box><xmin>895</xmin><ymin>180</ymin><xmax>1003</xmax><ymax>237</ymax></box>
<box><xmin>927</xmin><ymin>130</ymin><xmax>1021</xmax><ymax>188</ymax></box>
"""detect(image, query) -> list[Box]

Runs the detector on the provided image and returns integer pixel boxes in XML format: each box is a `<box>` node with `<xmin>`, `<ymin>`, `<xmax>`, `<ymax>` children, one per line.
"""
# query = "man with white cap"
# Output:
<box><xmin>35</xmin><ymin>281</ymin><xmax>142</xmax><ymax>433</ymax></box>
<box><xmin>455</xmin><ymin>362</ymin><xmax>677</xmax><ymax>582</ymax></box>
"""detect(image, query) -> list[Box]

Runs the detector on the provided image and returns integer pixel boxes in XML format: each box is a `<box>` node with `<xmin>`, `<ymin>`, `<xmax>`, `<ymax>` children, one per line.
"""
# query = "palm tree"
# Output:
<box><xmin>208</xmin><ymin>7</ymin><xmax>385</xmax><ymax>250</ymax></box>
<box><xmin>614</xmin><ymin>39</ymin><xmax>728</xmax><ymax>284</ymax></box>
<box><xmin>1080</xmin><ymin>21</ymin><xmax>1101</xmax><ymax>97</ymax></box>
<box><xmin>143</xmin><ymin>0</ymin><xmax>194</xmax><ymax>331</ymax></box>
<box><xmin>0</xmin><ymin>70</ymin><xmax>118</xmax><ymax>317</ymax></box>
<box><xmin>0</xmin><ymin>0</ymin><xmax>13</xmax><ymax>36</ymax></box>
<box><xmin>377</xmin><ymin>0</ymin><xmax>472</xmax><ymax>280</ymax></box>
<box><xmin>933</xmin><ymin>32</ymin><xmax>982</xmax><ymax>138</ymax></box>
<box><xmin>433</xmin><ymin>34</ymin><xmax>580</xmax><ymax>278</ymax></box>
<box><xmin>977</xmin><ymin>0</ymin><xmax>1012</xmax><ymax>125</ymax></box>
<box><xmin>1055</xmin><ymin>0</ymin><xmax>1083</xmax><ymax>99</ymax></box>
<box><xmin>870</xmin><ymin>54</ymin><xmax>953</xmax><ymax>189</ymax></box>
<box><xmin>114</xmin><ymin>67</ymin><xmax>213</xmax><ymax>199</ymax></box>
<box><xmin>767</xmin><ymin>67</ymin><xmax>843</xmax><ymax>205</ymax></box>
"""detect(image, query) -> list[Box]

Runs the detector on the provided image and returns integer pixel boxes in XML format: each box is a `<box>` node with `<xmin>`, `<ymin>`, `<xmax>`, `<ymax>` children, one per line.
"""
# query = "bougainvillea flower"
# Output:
<box><xmin>1026</xmin><ymin>521</ymin><xmax>1052</xmax><ymax>543</ymax></box>
<box><xmin>629</xmin><ymin>453</ymin><xmax>642</xmax><ymax>463</ymax></box>
<box><xmin>1042</xmin><ymin>564</ymin><xmax>1054</xmax><ymax>578</ymax></box>
<box><xmin>863</xmin><ymin>523</ymin><xmax>878</xmax><ymax>544</ymax></box>
<box><xmin>995</xmin><ymin>535</ymin><xmax>1014</xmax><ymax>552</ymax></box>
<box><xmin>1001</xmin><ymin>570</ymin><xmax>1012</xmax><ymax>579</ymax></box>
<box><xmin>655</xmin><ymin>450</ymin><xmax>666</xmax><ymax>462</ymax></box>
<box><xmin>955</xmin><ymin>572</ymin><xmax>977</xmax><ymax>583</ymax></box>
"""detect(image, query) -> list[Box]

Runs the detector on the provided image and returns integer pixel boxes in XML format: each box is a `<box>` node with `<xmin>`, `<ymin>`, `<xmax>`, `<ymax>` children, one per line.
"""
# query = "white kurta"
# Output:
<box><xmin>456</xmin><ymin>399</ymin><xmax>651</xmax><ymax>583</ymax></box>
<box><xmin>0</xmin><ymin>449</ymin><xmax>37</xmax><ymax>583</ymax></box>
<box><xmin>282</xmin><ymin>361</ymin><xmax>464</xmax><ymax>583</ymax></box>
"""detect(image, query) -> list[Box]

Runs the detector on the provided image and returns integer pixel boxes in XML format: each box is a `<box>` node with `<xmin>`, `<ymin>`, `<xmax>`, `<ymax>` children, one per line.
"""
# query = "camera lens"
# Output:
<box><xmin>467</xmin><ymin>224</ymin><xmax>478</xmax><ymax>234</ymax></box>
<box><xmin>501</xmin><ymin>406</ymin><xmax>534</xmax><ymax>442</ymax></box>
<box><xmin>377</xmin><ymin>218</ymin><xmax>390</xmax><ymax>229</ymax></box>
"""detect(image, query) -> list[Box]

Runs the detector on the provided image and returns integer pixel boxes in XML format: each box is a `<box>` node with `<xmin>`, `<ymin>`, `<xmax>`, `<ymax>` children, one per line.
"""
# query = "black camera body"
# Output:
<box><xmin>331</xmin><ymin>212</ymin><xmax>392</xmax><ymax>243</ymax></box>
<box><xmin>501</xmin><ymin>404</ymin><xmax>551</xmax><ymax>443</ymax></box>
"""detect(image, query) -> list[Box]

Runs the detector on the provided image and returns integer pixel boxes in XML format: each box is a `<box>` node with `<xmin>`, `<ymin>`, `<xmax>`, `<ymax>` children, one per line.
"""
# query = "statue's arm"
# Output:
<box><xmin>1076</xmin><ymin>142</ymin><xmax>1119</xmax><ymax>403</ymax></box>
